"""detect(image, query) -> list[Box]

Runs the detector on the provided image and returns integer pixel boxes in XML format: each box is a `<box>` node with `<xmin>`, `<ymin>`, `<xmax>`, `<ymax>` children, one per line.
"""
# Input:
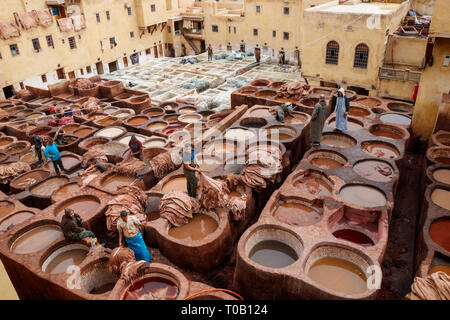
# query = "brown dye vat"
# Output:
<box><xmin>101</xmin><ymin>175</ymin><xmax>135</xmax><ymax>191</ymax></box>
<box><xmin>168</xmin><ymin>213</ymin><xmax>218</xmax><ymax>241</ymax></box>
<box><xmin>55</xmin><ymin>196</ymin><xmax>101</xmax><ymax>218</ymax></box>
<box><xmin>73</xmin><ymin>128</ymin><xmax>93</xmax><ymax>137</ymax></box>
<box><xmin>300</xmin><ymin>97</ymin><xmax>319</xmax><ymax>107</ymax></box>
<box><xmin>115</xmin><ymin>93</ymin><xmax>133</xmax><ymax>100</ymax></box>
<box><xmin>123</xmin><ymin>277</ymin><xmax>179</xmax><ymax>300</ymax></box>
<box><xmin>349</xmin><ymin>107</ymin><xmax>370</xmax><ymax>117</ymax></box>
<box><xmin>18</xmin><ymin>123</ymin><xmax>37</xmax><ymax>132</ymax></box>
<box><xmin>130</xmin><ymin>97</ymin><xmax>147</xmax><ymax>104</ymax></box>
<box><xmin>433</xmin><ymin>169</ymin><xmax>450</xmax><ymax>185</ymax></box>
<box><xmin>98</xmin><ymin>118</ymin><xmax>116</xmax><ymax>126</ymax></box>
<box><xmin>10</xmin><ymin>225</ymin><xmax>63</xmax><ymax>254</ymax></box>
<box><xmin>250</xmin><ymin>79</ymin><xmax>270</xmax><ymax>87</ymax></box>
<box><xmin>240</xmin><ymin>117</ymin><xmax>267</xmax><ymax>129</ymax></box>
<box><xmin>430</xmin><ymin>265</ymin><xmax>450</xmax><ymax>276</ymax></box>
<box><xmin>6</xmin><ymin>142</ymin><xmax>29</xmax><ymax>155</ymax></box>
<box><xmin>255</xmin><ymin>90</ymin><xmax>277</xmax><ymax>98</ymax></box>
<box><xmin>361</xmin><ymin>142</ymin><xmax>399</xmax><ymax>159</ymax></box>
<box><xmin>356</xmin><ymin>98</ymin><xmax>381</xmax><ymax>107</ymax></box>
<box><xmin>144</xmin><ymin>108</ymin><xmax>164</xmax><ymax>117</ymax></box>
<box><xmin>332</xmin><ymin>230</ymin><xmax>374</xmax><ymax>247</ymax></box>
<box><xmin>329</xmin><ymin>118</ymin><xmax>363</xmax><ymax>131</ymax></box>
<box><xmin>0</xmin><ymin>137</ymin><xmax>14</xmax><ymax>147</ymax></box>
<box><xmin>61</xmin><ymin>156</ymin><xmax>79</xmax><ymax>168</ymax></box>
<box><xmin>0</xmin><ymin>211</ymin><xmax>35</xmax><ymax>232</ymax></box>
<box><xmin>12</xmin><ymin>170</ymin><xmax>50</xmax><ymax>189</ymax></box>
<box><xmin>284</xmin><ymin>113</ymin><xmax>308</xmax><ymax>124</ymax></box>
<box><xmin>340</xmin><ymin>185</ymin><xmax>386</xmax><ymax>207</ymax></box>
<box><xmin>387</xmin><ymin>102</ymin><xmax>413</xmax><ymax>113</ymax></box>
<box><xmin>308</xmin><ymin>257</ymin><xmax>367</xmax><ymax>294</ymax></box>
<box><xmin>161</xmin><ymin>176</ymin><xmax>200</xmax><ymax>194</ymax></box>
<box><xmin>147</xmin><ymin>122</ymin><xmax>168</xmax><ymax>131</ymax></box>
<box><xmin>160</xmin><ymin>102</ymin><xmax>178</xmax><ymax>111</ymax></box>
<box><xmin>249</xmin><ymin>240</ymin><xmax>298</xmax><ymax>268</ymax></box>
<box><xmin>308</xmin><ymin>150</ymin><xmax>347</xmax><ymax>170</ymax></box>
<box><xmin>429</xmin><ymin>219</ymin><xmax>450</xmax><ymax>252</ymax></box>
<box><xmin>268</xmin><ymin>82</ymin><xmax>286</xmax><ymax>90</ymax></box>
<box><xmin>90</xmin><ymin>282</ymin><xmax>116</xmax><ymax>295</ymax></box>
<box><xmin>30</xmin><ymin>177</ymin><xmax>70</xmax><ymax>197</ymax></box>
<box><xmin>311</xmin><ymin>158</ymin><xmax>342</xmax><ymax>169</ymax></box>
<box><xmin>379</xmin><ymin>113</ymin><xmax>411</xmax><ymax>126</ymax></box>
<box><xmin>294</xmin><ymin>175</ymin><xmax>332</xmax><ymax>196</ymax></box>
<box><xmin>353</xmin><ymin>160</ymin><xmax>394</xmax><ymax>182</ymax></box>
<box><xmin>250</xmin><ymin>108</ymin><xmax>272</xmax><ymax>118</ymax></box>
<box><xmin>127</xmin><ymin>117</ymin><xmax>148</xmax><ymax>125</ymax></box>
<box><xmin>0</xmin><ymin>201</ymin><xmax>15</xmax><ymax>219</ymax></box>
<box><xmin>85</xmin><ymin>139</ymin><xmax>108</xmax><ymax>149</ymax></box>
<box><xmin>431</xmin><ymin>188</ymin><xmax>450</xmax><ymax>210</ymax></box>
<box><xmin>274</xmin><ymin>97</ymin><xmax>298</xmax><ymax>103</ymax></box>
<box><xmin>370</xmin><ymin>126</ymin><xmax>403</xmax><ymax>140</ymax></box>
<box><xmin>26</xmin><ymin>113</ymin><xmax>43</xmax><ymax>119</ymax></box>
<box><xmin>238</xmin><ymin>87</ymin><xmax>257</xmax><ymax>95</ymax></box>
<box><xmin>44</xmin><ymin>248</ymin><xmax>88</xmax><ymax>274</ymax></box>
<box><xmin>178</xmin><ymin>107</ymin><xmax>197</xmax><ymax>114</ymax></box>
<box><xmin>435</xmin><ymin>157</ymin><xmax>450</xmax><ymax>165</ymax></box>
<box><xmin>62</xmin><ymin>124</ymin><xmax>80</xmax><ymax>133</ymax></box>
<box><xmin>52</xmin><ymin>183</ymin><xmax>80</xmax><ymax>203</ymax></box>
<box><xmin>88</xmin><ymin>114</ymin><xmax>106</xmax><ymax>121</ymax></box>
<box><xmin>147</xmin><ymin>211</ymin><xmax>160</xmax><ymax>222</ymax></box>
<box><xmin>273</xmin><ymin>202</ymin><xmax>321</xmax><ymax>226</ymax></box>
<box><xmin>321</xmin><ymin>134</ymin><xmax>356</xmax><ymax>148</ymax></box>
<box><xmin>163</xmin><ymin>114</ymin><xmax>179</xmax><ymax>123</ymax></box>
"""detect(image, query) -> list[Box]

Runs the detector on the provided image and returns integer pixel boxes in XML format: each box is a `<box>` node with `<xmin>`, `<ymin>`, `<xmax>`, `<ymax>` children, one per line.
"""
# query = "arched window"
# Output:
<box><xmin>325</xmin><ymin>41</ymin><xmax>339</xmax><ymax>65</ymax></box>
<box><xmin>354</xmin><ymin>43</ymin><xmax>369</xmax><ymax>69</ymax></box>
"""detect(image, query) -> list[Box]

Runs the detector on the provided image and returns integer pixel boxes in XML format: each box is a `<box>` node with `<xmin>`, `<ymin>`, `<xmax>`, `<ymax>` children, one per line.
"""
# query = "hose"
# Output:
<box><xmin>184</xmin><ymin>288</ymin><xmax>244</xmax><ymax>300</ymax></box>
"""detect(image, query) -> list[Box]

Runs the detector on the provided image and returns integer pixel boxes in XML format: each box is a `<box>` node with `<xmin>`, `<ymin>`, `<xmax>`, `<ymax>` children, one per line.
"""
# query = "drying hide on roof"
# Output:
<box><xmin>109</xmin><ymin>247</ymin><xmax>146</xmax><ymax>284</ymax></box>
<box><xmin>0</xmin><ymin>20</ymin><xmax>20</xmax><ymax>39</ymax></box>
<box><xmin>159</xmin><ymin>191</ymin><xmax>200</xmax><ymax>227</ymax></box>
<box><xmin>57</xmin><ymin>17</ymin><xmax>73</xmax><ymax>32</ymax></box>
<box><xmin>0</xmin><ymin>162</ymin><xmax>31</xmax><ymax>183</ymax></box>
<box><xmin>81</xmin><ymin>97</ymin><xmax>102</xmax><ymax>114</ymax></box>
<box><xmin>406</xmin><ymin>272</ymin><xmax>450</xmax><ymax>300</ymax></box>
<box><xmin>73</xmin><ymin>78</ymin><xmax>94</xmax><ymax>89</ymax></box>
<box><xmin>17</xmin><ymin>11</ymin><xmax>38</xmax><ymax>30</ymax></box>
<box><xmin>105</xmin><ymin>185</ymin><xmax>147</xmax><ymax>231</ymax></box>
<box><xmin>114</xmin><ymin>156</ymin><xmax>146</xmax><ymax>178</ymax></box>
<box><xmin>35</xmin><ymin>9</ymin><xmax>53</xmax><ymax>27</ymax></box>
<box><xmin>277</xmin><ymin>81</ymin><xmax>309</xmax><ymax>101</ymax></box>
<box><xmin>71</xmin><ymin>15</ymin><xmax>86</xmax><ymax>32</ymax></box>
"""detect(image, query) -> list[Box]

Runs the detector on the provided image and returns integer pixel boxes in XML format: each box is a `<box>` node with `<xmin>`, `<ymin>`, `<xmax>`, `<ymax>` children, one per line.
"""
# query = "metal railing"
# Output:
<box><xmin>379</xmin><ymin>67</ymin><xmax>422</xmax><ymax>82</ymax></box>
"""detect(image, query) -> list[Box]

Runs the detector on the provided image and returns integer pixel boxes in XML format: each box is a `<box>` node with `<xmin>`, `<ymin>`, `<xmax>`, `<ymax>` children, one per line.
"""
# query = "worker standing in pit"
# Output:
<box><xmin>255</xmin><ymin>45</ymin><xmax>261</xmax><ymax>63</ymax></box>
<box><xmin>32</xmin><ymin>135</ymin><xmax>44</xmax><ymax>167</ymax></box>
<box><xmin>274</xmin><ymin>102</ymin><xmax>294</xmax><ymax>123</ymax></box>
<box><xmin>117</xmin><ymin>210</ymin><xmax>151</xmax><ymax>262</ymax></box>
<box><xmin>207</xmin><ymin>44</ymin><xmax>213</xmax><ymax>61</ymax></box>
<box><xmin>310</xmin><ymin>94</ymin><xmax>328</xmax><ymax>147</ymax></box>
<box><xmin>333</xmin><ymin>88</ymin><xmax>349</xmax><ymax>132</ymax></box>
<box><xmin>128</xmin><ymin>135</ymin><xmax>143</xmax><ymax>159</ymax></box>
<box><xmin>183</xmin><ymin>143</ymin><xmax>201</xmax><ymax>199</ymax></box>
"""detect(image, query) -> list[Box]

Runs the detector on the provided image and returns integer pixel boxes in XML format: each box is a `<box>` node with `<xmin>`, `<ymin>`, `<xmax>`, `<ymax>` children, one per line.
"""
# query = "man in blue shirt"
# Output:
<box><xmin>182</xmin><ymin>143</ymin><xmax>201</xmax><ymax>198</ymax></box>
<box><xmin>44</xmin><ymin>136</ymin><xmax>67</xmax><ymax>175</ymax></box>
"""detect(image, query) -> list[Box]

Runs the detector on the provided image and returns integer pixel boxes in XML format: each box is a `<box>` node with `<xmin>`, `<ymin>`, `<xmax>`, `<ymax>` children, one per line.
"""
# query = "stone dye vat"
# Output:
<box><xmin>361</xmin><ymin>141</ymin><xmax>400</xmax><ymax>160</ymax></box>
<box><xmin>249</xmin><ymin>240</ymin><xmax>299</xmax><ymax>269</ymax></box>
<box><xmin>54</xmin><ymin>195</ymin><xmax>101</xmax><ymax>219</ymax></box>
<box><xmin>0</xmin><ymin>210</ymin><xmax>35</xmax><ymax>232</ymax></box>
<box><xmin>339</xmin><ymin>185</ymin><xmax>387</xmax><ymax>208</ymax></box>
<box><xmin>9</xmin><ymin>223</ymin><xmax>63</xmax><ymax>255</ymax></box>
<box><xmin>79</xmin><ymin>259</ymin><xmax>118</xmax><ymax>295</ymax></box>
<box><xmin>29</xmin><ymin>176</ymin><xmax>70</xmax><ymax>198</ymax></box>
<box><xmin>10</xmin><ymin>169</ymin><xmax>51</xmax><ymax>193</ymax></box>
<box><xmin>292</xmin><ymin>170</ymin><xmax>334</xmax><ymax>197</ymax></box>
<box><xmin>321</xmin><ymin>133</ymin><xmax>357</xmax><ymax>148</ymax></box>
<box><xmin>41</xmin><ymin>243</ymin><xmax>89</xmax><ymax>274</ymax></box>
<box><xmin>168</xmin><ymin>212</ymin><xmax>219</xmax><ymax>241</ymax></box>
<box><xmin>379</xmin><ymin>113</ymin><xmax>411</xmax><ymax>126</ymax></box>
<box><xmin>0</xmin><ymin>201</ymin><xmax>16</xmax><ymax>219</ymax></box>
<box><xmin>100</xmin><ymin>174</ymin><xmax>136</xmax><ymax>192</ymax></box>
<box><xmin>353</xmin><ymin>160</ymin><xmax>395</xmax><ymax>183</ymax></box>
<box><xmin>328</xmin><ymin>117</ymin><xmax>364</xmax><ymax>131</ymax></box>
<box><xmin>369</xmin><ymin>124</ymin><xmax>408</xmax><ymax>140</ymax></box>
<box><xmin>306</xmin><ymin>150</ymin><xmax>347</xmax><ymax>170</ymax></box>
<box><xmin>94</xmin><ymin>126</ymin><xmax>126</xmax><ymax>140</ymax></box>
<box><xmin>272</xmin><ymin>195</ymin><xmax>323</xmax><ymax>227</ymax></box>
<box><xmin>51</xmin><ymin>182</ymin><xmax>81</xmax><ymax>203</ymax></box>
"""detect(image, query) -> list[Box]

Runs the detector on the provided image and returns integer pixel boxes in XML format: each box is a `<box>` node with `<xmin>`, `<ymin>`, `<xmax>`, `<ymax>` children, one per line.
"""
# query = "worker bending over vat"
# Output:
<box><xmin>274</xmin><ymin>102</ymin><xmax>294</xmax><ymax>123</ymax></box>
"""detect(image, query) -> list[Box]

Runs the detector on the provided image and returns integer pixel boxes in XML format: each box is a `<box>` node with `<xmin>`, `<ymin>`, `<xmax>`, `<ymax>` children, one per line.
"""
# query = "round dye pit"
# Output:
<box><xmin>328</xmin><ymin>117</ymin><xmax>363</xmax><ymax>131</ymax></box>
<box><xmin>26</xmin><ymin>113</ymin><xmax>43</xmax><ymax>119</ymax></box>
<box><xmin>308</xmin><ymin>150</ymin><xmax>347</xmax><ymax>170</ymax></box>
<box><xmin>124</xmin><ymin>276</ymin><xmax>179</xmax><ymax>300</ymax></box>
<box><xmin>102</xmin><ymin>142</ymin><xmax>127</xmax><ymax>155</ymax></box>
<box><xmin>52</xmin><ymin>183</ymin><xmax>81</xmax><ymax>203</ymax></box>
<box><xmin>30</xmin><ymin>176</ymin><xmax>70</xmax><ymax>197</ymax></box>
<box><xmin>73</xmin><ymin>128</ymin><xmax>93</xmax><ymax>137</ymax></box>
<box><xmin>11</xmin><ymin>170</ymin><xmax>50</xmax><ymax>190</ymax></box>
<box><xmin>178</xmin><ymin>107</ymin><xmax>197</xmax><ymax>114</ymax></box>
<box><xmin>273</xmin><ymin>200</ymin><xmax>322</xmax><ymax>227</ymax></box>
<box><xmin>361</xmin><ymin>141</ymin><xmax>399</xmax><ymax>160</ymax></box>
<box><xmin>238</xmin><ymin>87</ymin><xmax>257</xmax><ymax>95</ymax></box>
<box><xmin>10</xmin><ymin>225</ymin><xmax>63</xmax><ymax>254</ymax></box>
<box><xmin>161</xmin><ymin>176</ymin><xmax>201</xmax><ymax>194</ymax></box>
<box><xmin>300</xmin><ymin>97</ymin><xmax>319</xmax><ymax>107</ymax></box>
<box><xmin>147</xmin><ymin>121</ymin><xmax>168</xmax><ymax>131</ymax></box>
<box><xmin>80</xmin><ymin>260</ymin><xmax>118</xmax><ymax>295</ymax></box>
<box><xmin>283</xmin><ymin>112</ymin><xmax>308</xmax><ymax>125</ymax></box>
<box><xmin>332</xmin><ymin>229</ymin><xmax>375</xmax><ymax>247</ymax></box>
<box><xmin>268</xmin><ymin>82</ymin><xmax>286</xmax><ymax>90</ymax></box>
<box><xmin>340</xmin><ymin>185</ymin><xmax>387</xmax><ymax>208</ymax></box>
<box><xmin>356</xmin><ymin>97</ymin><xmax>381</xmax><ymax>108</ymax></box>
<box><xmin>163</xmin><ymin>114</ymin><xmax>179</xmax><ymax>123</ymax></box>
<box><xmin>88</xmin><ymin>114</ymin><xmax>106</xmax><ymax>121</ymax></box>
<box><xmin>429</xmin><ymin>219</ymin><xmax>450</xmax><ymax>252</ymax></box>
<box><xmin>0</xmin><ymin>201</ymin><xmax>15</xmax><ymax>219</ymax></box>
<box><xmin>380</xmin><ymin>113</ymin><xmax>411</xmax><ymax>126</ymax></box>
<box><xmin>101</xmin><ymin>175</ymin><xmax>136</xmax><ymax>192</ymax></box>
<box><xmin>19</xmin><ymin>152</ymin><xmax>34</xmax><ymax>163</ymax></box>
<box><xmin>6</xmin><ymin>142</ymin><xmax>29</xmax><ymax>155</ymax></box>
<box><xmin>168</xmin><ymin>213</ymin><xmax>218</xmax><ymax>241</ymax></box>
<box><xmin>62</xmin><ymin>124</ymin><xmax>80</xmax><ymax>133</ymax></box>
<box><xmin>178</xmin><ymin>113</ymin><xmax>202</xmax><ymax>124</ymax></box>
<box><xmin>349</xmin><ymin>107</ymin><xmax>370</xmax><ymax>117</ymax></box>
<box><xmin>369</xmin><ymin>124</ymin><xmax>405</xmax><ymax>140</ymax></box>
<box><xmin>250</xmin><ymin>79</ymin><xmax>270</xmax><ymax>87</ymax></box>
<box><xmin>127</xmin><ymin>116</ymin><xmax>149</xmax><ymax>126</ymax></box>
<box><xmin>387</xmin><ymin>102</ymin><xmax>413</xmax><ymax>113</ymax></box>
<box><xmin>293</xmin><ymin>172</ymin><xmax>333</xmax><ymax>196</ymax></box>
<box><xmin>321</xmin><ymin>133</ymin><xmax>356</xmax><ymax>148</ymax></box>
<box><xmin>434</xmin><ymin>132</ymin><xmax>450</xmax><ymax>147</ymax></box>
<box><xmin>274</xmin><ymin>96</ymin><xmax>298</xmax><ymax>103</ymax></box>
<box><xmin>42</xmin><ymin>244</ymin><xmax>89</xmax><ymax>274</ymax></box>
<box><xmin>433</xmin><ymin>169</ymin><xmax>450</xmax><ymax>185</ymax></box>
<box><xmin>431</xmin><ymin>188</ymin><xmax>450</xmax><ymax>210</ymax></box>
<box><xmin>264</xmin><ymin>126</ymin><xmax>297</xmax><ymax>142</ymax></box>
<box><xmin>97</xmin><ymin>117</ymin><xmax>116</xmax><ymax>126</ymax></box>
<box><xmin>225</xmin><ymin>128</ymin><xmax>255</xmax><ymax>141</ymax></box>
<box><xmin>143</xmin><ymin>138</ymin><xmax>167</xmax><ymax>148</ymax></box>
<box><xmin>255</xmin><ymin>90</ymin><xmax>277</xmax><ymax>98</ymax></box>
<box><xmin>60</xmin><ymin>155</ymin><xmax>79</xmax><ymax>168</ymax></box>
<box><xmin>82</xmin><ymin>137</ymin><xmax>109</xmax><ymax>149</ymax></box>
<box><xmin>0</xmin><ymin>211</ymin><xmax>35</xmax><ymax>232</ymax></box>
<box><xmin>55</xmin><ymin>196</ymin><xmax>101</xmax><ymax>218</ymax></box>
<box><xmin>249</xmin><ymin>108</ymin><xmax>272</xmax><ymax>118</ymax></box>
<box><xmin>118</xmin><ymin>135</ymin><xmax>147</xmax><ymax>145</ymax></box>
<box><xmin>96</xmin><ymin>127</ymin><xmax>125</xmax><ymax>139</ymax></box>
<box><xmin>353</xmin><ymin>160</ymin><xmax>395</xmax><ymax>182</ymax></box>
<box><xmin>240</xmin><ymin>117</ymin><xmax>268</xmax><ymax>129</ymax></box>
<box><xmin>249</xmin><ymin>240</ymin><xmax>298</xmax><ymax>269</ymax></box>
<box><xmin>143</xmin><ymin>108</ymin><xmax>164</xmax><ymax>117</ymax></box>
<box><xmin>0</xmin><ymin>137</ymin><xmax>15</xmax><ymax>147</ymax></box>
<box><xmin>159</xmin><ymin>102</ymin><xmax>178</xmax><ymax>111</ymax></box>
<box><xmin>308</xmin><ymin>257</ymin><xmax>367</xmax><ymax>295</ymax></box>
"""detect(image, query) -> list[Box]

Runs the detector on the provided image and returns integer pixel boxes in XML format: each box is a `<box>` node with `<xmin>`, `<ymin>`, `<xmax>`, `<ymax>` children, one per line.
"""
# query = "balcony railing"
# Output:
<box><xmin>379</xmin><ymin>67</ymin><xmax>422</xmax><ymax>82</ymax></box>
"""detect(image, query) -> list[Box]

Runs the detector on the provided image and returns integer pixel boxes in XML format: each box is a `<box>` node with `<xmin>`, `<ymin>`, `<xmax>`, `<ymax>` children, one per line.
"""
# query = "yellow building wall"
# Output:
<box><xmin>384</xmin><ymin>36</ymin><xmax>427</xmax><ymax>67</ymax></box>
<box><xmin>412</xmin><ymin>37</ymin><xmax>450</xmax><ymax>139</ymax></box>
<box><xmin>429</xmin><ymin>0</ymin><xmax>450</xmax><ymax>36</ymax></box>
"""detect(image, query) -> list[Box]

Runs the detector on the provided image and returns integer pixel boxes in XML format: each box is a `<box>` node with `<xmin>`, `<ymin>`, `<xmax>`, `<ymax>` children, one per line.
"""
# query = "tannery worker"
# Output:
<box><xmin>61</xmin><ymin>208</ymin><xmax>96</xmax><ymax>246</ymax></box>
<box><xmin>48</xmin><ymin>105</ymin><xmax>57</xmax><ymax>115</ymax></box>
<box><xmin>128</xmin><ymin>81</ymin><xmax>136</xmax><ymax>88</ymax></box>
<box><xmin>274</xmin><ymin>102</ymin><xmax>294</xmax><ymax>123</ymax></box>
<box><xmin>183</xmin><ymin>143</ymin><xmax>201</xmax><ymax>199</ymax></box>
<box><xmin>32</xmin><ymin>135</ymin><xmax>44</xmax><ymax>167</ymax></box>
<box><xmin>55</xmin><ymin>128</ymin><xmax>68</xmax><ymax>145</ymax></box>
<box><xmin>310</xmin><ymin>94</ymin><xmax>328</xmax><ymax>147</ymax></box>
<box><xmin>117</xmin><ymin>210</ymin><xmax>151</xmax><ymax>262</ymax></box>
<box><xmin>44</xmin><ymin>136</ymin><xmax>66</xmax><ymax>175</ymax></box>
<box><xmin>207</xmin><ymin>44</ymin><xmax>213</xmax><ymax>61</ymax></box>
<box><xmin>63</xmin><ymin>106</ymin><xmax>73</xmax><ymax>117</ymax></box>
<box><xmin>128</xmin><ymin>135</ymin><xmax>143</xmax><ymax>159</ymax></box>
<box><xmin>255</xmin><ymin>46</ymin><xmax>261</xmax><ymax>63</ymax></box>
<box><xmin>333</xmin><ymin>88</ymin><xmax>349</xmax><ymax>132</ymax></box>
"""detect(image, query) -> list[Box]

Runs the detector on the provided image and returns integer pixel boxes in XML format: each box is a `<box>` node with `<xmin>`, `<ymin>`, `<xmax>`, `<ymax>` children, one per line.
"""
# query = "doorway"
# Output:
<box><xmin>96</xmin><ymin>62</ymin><xmax>104</xmax><ymax>75</ymax></box>
<box><xmin>123</xmin><ymin>57</ymin><xmax>128</xmax><ymax>68</ymax></box>
<box><xmin>200</xmin><ymin>40</ymin><xmax>206</xmax><ymax>53</ymax></box>
<box><xmin>2</xmin><ymin>85</ymin><xmax>15</xmax><ymax>99</ymax></box>
<box><xmin>68</xmin><ymin>71</ymin><xmax>75</xmax><ymax>79</ymax></box>
<box><xmin>56</xmin><ymin>68</ymin><xmax>65</xmax><ymax>80</ymax></box>
<box><xmin>108</xmin><ymin>61</ymin><xmax>118</xmax><ymax>72</ymax></box>
<box><xmin>240</xmin><ymin>44</ymin><xmax>245</xmax><ymax>52</ymax></box>
<box><xmin>158</xmin><ymin>44</ymin><xmax>163</xmax><ymax>57</ymax></box>
<box><xmin>154</xmin><ymin>46</ymin><xmax>158</xmax><ymax>58</ymax></box>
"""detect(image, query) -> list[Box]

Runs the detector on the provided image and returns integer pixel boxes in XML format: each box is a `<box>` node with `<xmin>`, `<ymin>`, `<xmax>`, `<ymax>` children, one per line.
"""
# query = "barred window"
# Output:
<box><xmin>46</xmin><ymin>35</ymin><xmax>54</xmax><ymax>48</ymax></box>
<box><xmin>212</xmin><ymin>25</ymin><xmax>218</xmax><ymax>32</ymax></box>
<box><xmin>130</xmin><ymin>31</ymin><xmax>134</xmax><ymax>38</ymax></box>
<box><xmin>283</xmin><ymin>32</ymin><xmax>289</xmax><ymax>40</ymax></box>
<box><xmin>68</xmin><ymin>36</ymin><xmax>76</xmax><ymax>49</ymax></box>
<box><xmin>284</xmin><ymin>7</ymin><xmax>290</xmax><ymax>15</ymax></box>
<box><xmin>96</xmin><ymin>13</ymin><xmax>100</xmax><ymax>23</ymax></box>
<box><xmin>106</xmin><ymin>11</ymin><xmax>110</xmax><ymax>20</ymax></box>
<box><xmin>354</xmin><ymin>43</ymin><xmax>369</xmax><ymax>69</ymax></box>
<box><xmin>253</xmin><ymin>28</ymin><xmax>258</xmax><ymax>36</ymax></box>
<box><xmin>273</xmin><ymin>30</ymin><xmax>276</xmax><ymax>38</ymax></box>
<box><xmin>256</xmin><ymin>5</ymin><xmax>261</xmax><ymax>13</ymax></box>
<box><xmin>32</xmin><ymin>38</ymin><xmax>41</xmax><ymax>52</ymax></box>
<box><xmin>151</xmin><ymin>4</ymin><xmax>156</xmax><ymax>12</ymax></box>
<box><xmin>10</xmin><ymin>44</ymin><xmax>19</xmax><ymax>56</ymax></box>
<box><xmin>127</xmin><ymin>7</ymin><xmax>132</xmax><ymax>16</ymax></box>
<box><xmin>325</xmin><ymin>41</ymin><xmax>339</xmax><ymax>65</ymax></box>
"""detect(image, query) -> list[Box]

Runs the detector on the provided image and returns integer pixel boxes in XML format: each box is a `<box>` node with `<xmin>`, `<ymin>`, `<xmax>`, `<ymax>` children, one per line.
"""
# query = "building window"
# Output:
<box><xmin>127</xmin><ymin>7</ymin><xmax>132</xmax><ymax>15</ymax></box>
<box><xmin>167</xmin><ymin>26</ymin><xmax>171</xmax><ymax>33</ymax></box>
<box><xmin>130</xmin><ymin>31</ymin><xmax>134</xmax><ymax>38</ymax></box>
<box><xmin>86</xmin><ymin>66</ymin><xmax>92</xmax><ymax>73</ymax></box>
<box><xmin>68</xmin><ymin>36</ymin><xmax>77</xmax><ymax>49</ymax></box>
<box><xmin>273</xmin><ymin>30</ymin><xmax>276</xmax><ymax>38</ymax></box>
<box><xmin>0</xmin><ymin>52</ymin><xmax>2</xmax><ymax>59</ymax></box>
<box><xmin>46</xmin><ymin>35</ymin><xmax>54</xmax><ymax>48</ymax></box>
<box><xmin>151</xmin><ymin>4</ymin><xmax>156</xmax><ymax>12</ymax></box>
<box><xmin>212</xmin><ymin>25</ymin><xmax>218</xmax><ymax>32</ymax></box>
<box><xmin>10</xmin><ymin>44</ymin><xmax>19</xmax><ymax>56</ymax></box>
<box><xmin>228</xmin><ymin>26</ymin><xmax>231</xmax><ymax>33</ymax></box>
<box><xmin>256</xmin><ymin>5</ymin><xmax>261</xmax><ymax>13</ymax></box>
<box><xmin>19</xmin><ymin>82</ymin><xmax>24</xmax><ymax>90</ymax></box>
<box><xmin>106</xmin><ymin>11</ymin><xmax>110</xmax><ymax>20</ymax></box>
<box><xmin>253</xmin><ymin>28</ymin><xmax>258</xmax><ymax>36</ymax></box>
<box><xmin>80</xmin><ymin>68</ymin><xmax>84</xmax><ymax>75</ymax></box>
<box><xmin>325</xmin><ymin>41</ymin><xmax>339</xmax><ymax>65</ymax></box>
<box><xmin>41</xmin><ymin>74</ymin><xmax>47</xmax><ymax>83</ymax></box>
<box><xmin>96</xmin><ymin>13</ymin><xmax>100</xmax><ymax>23</ymax></box>
<box><xmin>283</xmin><ymin>32</ymin><xmax>289</xmax><ymax>40</ymax></box>
<box><xmin>284</xmin><ymin>7</ymin><xmax>290</xmax><ymax>15</ymax></box>
<box><xmin>353</xmin><ymin>43</ymin><xmax>369</xmax><ymax>69</ymax></box>
<box><xmin>234</xmin><ymin>26</ymin><xmax>236</xmax><ymax>34</ymax></box>
<box><xmin>146</xmin><ymin>48</ymin><xmax>151</xmax><ymax>55</ymax></box>
<box><xmin>110</xmin><ymin>37</ymin><xmax>117</xmax><ymax>48</ymax></box>
<box><xmin>32</xmin><ymin>38</ymin><xmax>41</xmax><ymax>52</ymax></box>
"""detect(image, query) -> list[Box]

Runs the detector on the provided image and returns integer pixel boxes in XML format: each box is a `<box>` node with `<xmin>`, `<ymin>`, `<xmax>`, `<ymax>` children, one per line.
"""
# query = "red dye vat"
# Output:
<box><xmin>429</xmin><ymin>220</ymin><xmax>450</xmax><ymax>252</ymax></box>
<box><xmin>34</xmin><ymin>129</ymin><xmax>50</xmax><ymax>135</ymax></box>
<box><xmin>332</xmin><ymin>229</ymin><xmax>374</xmax><ymax>247</ymax></box>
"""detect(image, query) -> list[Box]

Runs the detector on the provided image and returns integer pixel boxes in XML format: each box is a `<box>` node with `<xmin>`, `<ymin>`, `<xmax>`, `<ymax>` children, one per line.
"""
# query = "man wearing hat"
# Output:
<box><xmin>117</xmin><ymin>210</ymin><xmax>151</xmax><ymax>262</ymax></box>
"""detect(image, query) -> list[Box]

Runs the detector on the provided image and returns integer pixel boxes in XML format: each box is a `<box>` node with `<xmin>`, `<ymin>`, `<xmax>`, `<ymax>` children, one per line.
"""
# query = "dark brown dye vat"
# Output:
<box><xmin>123</xmin><ymin>277</ymin><xmax>179</xmax><ymax>300</ymax></box>
<box><xmin>0</xmin><ymin>211</ymin><xmax>35</xmax><ymax>232</ymax></box>
<box><xmin>30</xmin><ymin>177</ymin><xmax>69</xmax><ymax>197</ymax></box>
<box><xmin>273</xmin><ymin>202</ymin><xmax>321</xmax><ymax>226</ymax></box>
<box><xmin>332</xmin><ymin>229</ymin><xmax>374</xmax><ymax>247</ymax></box>
<box><xmin>55</xmin><ymin>196</ymin><xmax>101</xmax><ymax>218</ymax></box>
<box><xmin>11</xmin><ymin>170</ymin><xmax>50</xmax><ymax>189</ymax></box>
<box><xmin>0</xmin><ymin>201</ymin><xmax>16</xmax><ymax>219</ymax></box>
